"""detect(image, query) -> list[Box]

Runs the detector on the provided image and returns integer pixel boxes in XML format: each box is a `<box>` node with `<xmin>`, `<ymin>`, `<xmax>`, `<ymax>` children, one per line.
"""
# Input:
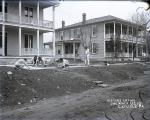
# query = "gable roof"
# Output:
<box><xmin>56</xmin><ymin>15</ymin><xmax>135</xmax><ymax>31</ymax></box>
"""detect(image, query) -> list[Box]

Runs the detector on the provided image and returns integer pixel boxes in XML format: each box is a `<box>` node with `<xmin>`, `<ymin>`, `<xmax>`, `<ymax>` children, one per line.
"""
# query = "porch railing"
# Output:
<box><xmin>0</xmin><ymin>13</ymin><xmax>54</xmax><ymax>29</ymax></box>
<box><xmin>22</xmin><ymin>17</ymin><xmax>38</xmax><ymax>26</ymax></box>
<box><xmin>21</xmin><ymin>48</ymin><xmax>52</xmax><ymax>56</ymax></box>
<box><xmin>105</xmin><ymin>52</ymin><xmax>131</xmax><ymax>58</ymax></box>
<box><xmin>39</xmin><ymin>20</ymin><xmax>54</xmax><ymax>29</ymax></box>
<box><xmin>5</xmin><ymin>13</ymin><xmax>19</xmax><ymax>23</ymax></box>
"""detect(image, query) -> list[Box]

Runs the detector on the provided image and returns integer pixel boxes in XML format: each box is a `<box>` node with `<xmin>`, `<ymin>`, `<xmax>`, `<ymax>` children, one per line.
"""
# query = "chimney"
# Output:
<box><xmin>62</xmin><ymin>20</ymin><xmax>65</xmax><ymax>28</ymax></box>
<box><xmin>82</xmin><ymin>13</ymin><xmax>86</xmax><ymax>24</ymax></box>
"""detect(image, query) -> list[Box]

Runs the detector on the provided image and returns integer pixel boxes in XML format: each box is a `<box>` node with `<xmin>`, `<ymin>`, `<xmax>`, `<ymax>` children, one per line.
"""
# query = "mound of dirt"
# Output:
<box><xmin>0</xmin><ymin>63</ymin><xmax>144</xmax><ymax>108</ymax></box>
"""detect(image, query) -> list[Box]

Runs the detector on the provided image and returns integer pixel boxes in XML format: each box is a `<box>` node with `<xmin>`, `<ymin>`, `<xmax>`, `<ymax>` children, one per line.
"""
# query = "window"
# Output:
<box><xmin>105</xmin><ymin>41</ymin><xmax>114</xmax><ymax>52</ymax></box>
<box><xmin>105</xmin><ymin>23</ymin><xmax>114</xmax><ymax>34</ymax></box>
<box><xmin>122</xmin><ymin>42</ymin><xmax>128</xmax><ymax>53</ymax></box>
<box><xmin>116</xmin><ymin>24</ymin><xmax>121</xmax><ymax>36</ymax></box>
<box><xmin>24</xmin><ymin>7</ymin><xmax>28</xmax><ymax>17</ymax></box>
<box><xmin>92</xmin><ymin>25</ymin><xmax>97</xmax><ymax>37</ymax></box>
<box><xmin>129</xmin><ymin>26</ymin><xmax>132</xmax><ymax>35</ymax></box>
<box><xmin>74</xmin><ymin>29</ymin><xmax>77</xmax><ymax>37</ymax></box>
<box><xmin>92</xmin><ymin>43</ymin><xmax>97</xmax><ymax>54</ymax></box>
<box><xmin>65</xmin><ymin>43</ymin><xmax>73</xmax><ymax>54</ymax></box>
<box><xmin>0</xmin><ymin>2</ymin><xmax>8</xmax><ymax>13</ymax></box>
<box><xmin>5</xmin><ymin>2</ymin><xmax>7</xmax><ymax>13</ymax></box>
<box><xmin>56</xmin><ymin>45</ymin><xmax>61</xmax><ymax>55</ymax></box>
<box><xmin>29</xmin><ymin>8</ymin><xmax>33</xmax><ymax>17</ymax></box>
<box><xmin>60</xmin><ymin>31</ymin><xmax>64</xmax><ymax>40</ymax></box>
<box><xmin>72</xmin><ymin>28</ymin><xmax>81</xmax><ymax>38</ymax></box>
<box><xmin>76</xmin><ymin>28</ymin><xmax>80</xmax><ymax>38</ymax></box>
<box><xmin>143</xmin><ymin>45</ymin><xmax>146</xmax><ymax>53</ymax></box>
<box><xmin>24</xmin><ymin>34</ymin><xmax>33</xmax><ymax>48</ymax></box>
<box><xmin>129</xmin><ymin>43</ymin><xmax>133</xmax><ymax>53</ymax></box>
<box><xmin>133</xmin><ymin>27</ymin><xmax>137</xmax><ymax>37</ymax></box>
<box><xmin>24</xmin><ymin>7</ymin><xmax>33</xmax><ymax>17</ymax></box>
<box><xmin>71</xmin><ymin>29</ymin><xmax>75</xmax><ymax>38</ymax></box>
<box><xmin>122</xmin><ymin>25</ymin><xmax>127</xmax><ymax>35</ymax></box>
<box><xmin>0</xmin><ymin>3</ymin><xmax>1</xmax><ymax>12</ymax></box>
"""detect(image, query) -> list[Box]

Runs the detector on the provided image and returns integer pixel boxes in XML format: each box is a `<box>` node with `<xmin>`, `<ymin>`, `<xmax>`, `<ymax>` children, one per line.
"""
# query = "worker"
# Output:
<box><xmin>15</xmin><ymin>58</ymin><xmax>30</xmax><ymax>70</ymax></box>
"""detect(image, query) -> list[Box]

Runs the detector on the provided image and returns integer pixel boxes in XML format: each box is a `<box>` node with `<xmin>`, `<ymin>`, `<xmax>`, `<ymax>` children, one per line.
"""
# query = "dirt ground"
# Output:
<box><xmin>0</xmin><ymin>63</ymin><xmax>150</xmax><ymax>120</ymax></box>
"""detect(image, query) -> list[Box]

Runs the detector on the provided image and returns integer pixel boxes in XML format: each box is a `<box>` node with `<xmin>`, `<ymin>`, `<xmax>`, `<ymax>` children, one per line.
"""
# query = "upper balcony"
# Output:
<box><xmin>105</xmin><ymin>22</ymin><xmax>146</xmax><ymax>43</ymax></box>
<box><xmin>0</xmin><ymin>12</ymin><xmax>54</xmax><ymax>29</ymax></box>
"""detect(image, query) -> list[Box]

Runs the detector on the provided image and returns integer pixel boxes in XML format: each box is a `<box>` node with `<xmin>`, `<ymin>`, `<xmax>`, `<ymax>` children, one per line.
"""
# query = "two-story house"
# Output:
<box><xmin>55</xmin><ymin>14</ymin><xmax>147</xmax><ymax>61</ymax></box>
<box><xmin>0</xmin><ymin>0</ymin><xmax>58</xmax><ymax>57</ymax></box>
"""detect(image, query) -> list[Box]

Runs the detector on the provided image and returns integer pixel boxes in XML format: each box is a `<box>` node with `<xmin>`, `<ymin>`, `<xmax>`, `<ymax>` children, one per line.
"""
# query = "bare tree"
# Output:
<box><xmin>80</xmin><ymin>24</ymin><xmax>92</xmax><ymax>50</ymax></box>
<box><xmin>79</xmin><ymin>14</ymin><xmax>93</xmax><ymax>64</ymax></box>
<box><xmin>130</xmin><ymin>7</ymin><xmax>150</xmax><ymax>60</ymax></box>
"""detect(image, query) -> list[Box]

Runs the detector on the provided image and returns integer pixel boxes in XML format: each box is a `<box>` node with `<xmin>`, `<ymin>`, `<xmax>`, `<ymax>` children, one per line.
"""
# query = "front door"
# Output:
<box><xmin>24</xmin><ymin>34</ymin><xmax>33</xmax><ymax>48</ymax></box>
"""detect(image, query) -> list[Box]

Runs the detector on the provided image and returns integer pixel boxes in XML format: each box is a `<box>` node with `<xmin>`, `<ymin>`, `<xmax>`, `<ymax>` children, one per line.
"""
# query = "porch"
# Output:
<box><xmin>56</xmin><ymin>40</ymin><xmax>81</xmax><ymax>59</ymax></box>
<box><xmin>0</xmin><ymin>25</ymin><xmax>53</xmax><ymax>56</ymax></box>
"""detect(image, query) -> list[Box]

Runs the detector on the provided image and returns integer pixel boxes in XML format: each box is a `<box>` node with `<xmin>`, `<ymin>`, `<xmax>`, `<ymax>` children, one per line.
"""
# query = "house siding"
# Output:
<box><xmin>0</xmin><ymin>1</ymin><xmax>55</xmax><ymax>56</ymax></box>
<box><xmin>6</xmin><ymin>29</ymin><xmax>43</xmax><ymax>56</ymax></box>
<box><xmin>56</xmin><ymin>23</ymin><xmax>105</xmax><ymax>61</ymax></box>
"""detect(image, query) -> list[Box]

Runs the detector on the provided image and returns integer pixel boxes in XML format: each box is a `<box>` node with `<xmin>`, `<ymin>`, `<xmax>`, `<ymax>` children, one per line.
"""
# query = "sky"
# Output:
<box><xmin>43</xmin><ymin>1</ymin><xmax>149</xmax><ymax>42</ymax></box>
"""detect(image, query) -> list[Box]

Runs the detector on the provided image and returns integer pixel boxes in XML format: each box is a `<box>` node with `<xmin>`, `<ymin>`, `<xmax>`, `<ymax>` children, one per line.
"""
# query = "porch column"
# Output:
<box><xmin>104</xmin><ymin>23</ymin><xmax>106</xmax><ymax>57</ymax></box>
<box><xmin>19</xmin><ymin>0</ymin><xmax>21</xmax><ymax>24</ymax></box>
<box><xmin>37</xmin><ymin>29</ymin><xmax>40</xmax><ymax>56</ymax></box>
<box><xmin>19</xmin><ymin>27</ymin><xmax>22</xmax><ymax>56</ymax></box>
<box><xmin>73</xmin><ymin>42</ymin><xmax>75</xmax><ymax>61</ymax></box>
<box><xmin>37</xmin><ymin>0</ymin><xmax>40</xmax><ymax>56</ymax></box>
<box><xmin>2</xmin><ymin>0</ymin><xmax>5</xmax><ymax>56</ymax></box>
<box><xmin>62</xmin><ymin>42</ymin><xmax>64</xmax><ymax>57</ymax></box>
<box><xmin>121</xmin><ymin>24</ymin><xmax>122</xmax><ymax>39</ymax></box>
<box><xmin>18</xmin><ymin>0</ymin><xmax>22</xmax><ymax>56</ymax></box>
<box><xmin>127</xmin><ymin>42</ymin><xmax>129</xmax><ymax>58</ymax></box>
<box><xmin>127</xmin><ymin>26</ymin><xmax>130</xmax><ymax>58</ymax></box>
<box><xmin>113</xmin><ymin>22</ymin><xmax>116</xmax><ymax>57</ymax></box>
<box><xmin>37</xmin><ymin>0</ymin><xmax>39</xmax><ymax>26</ymax></box>
<box><xmin>52</xmin><ymin>6</ymin><xmax>56</xmax><ymax>57</ymax></box>
<box><xmin>2</xmin><ymin>25</ymin><xmax>5</xmax><ymax>56</ymax></box>
<box><xmin>2</xmin><ymin>0</ymin><xmax>5</xmax><ymax>22</ymax></box>
<box><xmin>121</xmin><ymin>24</ymin><xmax>122</xmax><ymax>53</ymax></box>
<box><xmin>132</xmin><ymin>26</ymin><xmax>134</xmax><ymax>59</ymax></box>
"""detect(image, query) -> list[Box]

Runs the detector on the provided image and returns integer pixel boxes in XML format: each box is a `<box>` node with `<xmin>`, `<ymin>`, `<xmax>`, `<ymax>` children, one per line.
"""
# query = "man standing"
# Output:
<box><xmin>85</xmin><ymin>47</ymin><xmax>90</xmax><ymax>66</ymax></box>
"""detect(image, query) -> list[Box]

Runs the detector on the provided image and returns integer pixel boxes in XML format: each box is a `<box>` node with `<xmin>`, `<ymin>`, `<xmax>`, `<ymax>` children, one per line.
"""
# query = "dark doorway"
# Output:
<box><xmin>64</xmin><ymin>43</ymin><xmax>73</xmax><ymax>54</ymax></box>
<box><xmin>5</xmin><ymin>33</ymin><xmax>7</xmax><ymax>56</ymax></box>
<box><xmin>133</xmin><ymin>43</ymin><xmax>136</xmax><ymax>58</ymax></box>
